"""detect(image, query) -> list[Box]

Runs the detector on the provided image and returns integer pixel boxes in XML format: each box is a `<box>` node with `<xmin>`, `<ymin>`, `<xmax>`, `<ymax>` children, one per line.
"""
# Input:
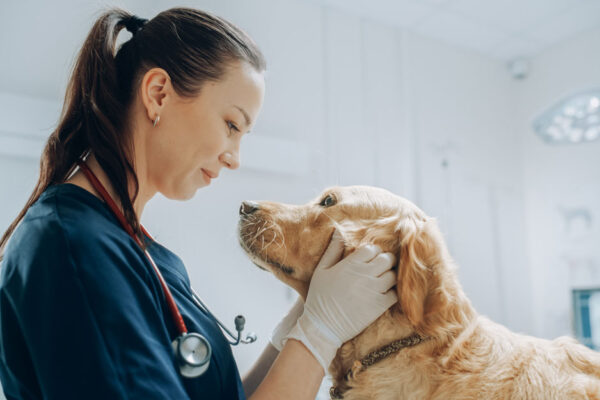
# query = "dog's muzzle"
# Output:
<box><xmin>239</xmin><ymin>201</ymin><xmax>259</xmax><ymax>217</ymax></box>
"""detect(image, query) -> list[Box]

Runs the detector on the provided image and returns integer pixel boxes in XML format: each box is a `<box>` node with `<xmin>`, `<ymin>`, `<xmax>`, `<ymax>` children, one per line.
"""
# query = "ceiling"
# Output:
<box><xmin>1</xmin><ymin>0</ymin><xmax>599</xmax><ymax>100</ymax></box>
<box><xmin>311</xmin><ymin>0</ymin><xmax>600</xmax><ymax>60</ymax></box>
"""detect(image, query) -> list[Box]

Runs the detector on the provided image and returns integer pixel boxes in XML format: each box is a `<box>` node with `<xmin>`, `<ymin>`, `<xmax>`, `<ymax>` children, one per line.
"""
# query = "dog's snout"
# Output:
<box><xmin>240</xmin><ymin>201</ymin><xmax>260</xmax><ymax>216</ymax></box>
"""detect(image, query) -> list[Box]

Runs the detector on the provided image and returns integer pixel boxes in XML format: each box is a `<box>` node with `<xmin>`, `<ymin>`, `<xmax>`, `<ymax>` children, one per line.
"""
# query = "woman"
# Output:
<box><xmin>0</xmin><ymin>8</ymin><xmax>397</xmax><ymax>399</ymax></box>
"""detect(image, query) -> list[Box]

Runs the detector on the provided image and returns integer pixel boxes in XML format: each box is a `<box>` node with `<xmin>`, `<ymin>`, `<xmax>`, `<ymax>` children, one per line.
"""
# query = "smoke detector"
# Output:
<box><xmin>507</xmin><ymin>57</ymin><xmax>529</xmax><ymax>80</ymax></box>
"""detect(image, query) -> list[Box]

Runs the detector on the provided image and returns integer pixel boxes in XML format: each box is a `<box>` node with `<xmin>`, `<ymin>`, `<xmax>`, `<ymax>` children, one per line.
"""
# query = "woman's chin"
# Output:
<box><xmin>160</xmin><ymin>183</ymin><xmax>203</xmax><ymax>201</ymax></box>
<box><xmin>182</xmin><ymin>185</ymin><xmax>202</xmax><ymax>200</ymax></box>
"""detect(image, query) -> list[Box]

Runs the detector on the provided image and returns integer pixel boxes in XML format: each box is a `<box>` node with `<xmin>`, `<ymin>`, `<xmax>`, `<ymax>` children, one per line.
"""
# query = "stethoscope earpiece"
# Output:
<box><xmin>190</xmin><ymin>288</ymin><xmax>257</xmax><ymax>346</ymax></box>
<box><xmin>234</xmin><ymin>315</ymin><xmax>245</xmax><ymax>331</ymax></box>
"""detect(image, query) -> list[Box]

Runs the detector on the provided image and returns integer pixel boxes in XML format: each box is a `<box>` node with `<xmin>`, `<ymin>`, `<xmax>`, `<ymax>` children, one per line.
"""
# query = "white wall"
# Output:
<box><xmin>402</xmin><ymin>30</ymin><xmax>532</xmax><ymax>333</ymax></box>
<box><xmin>1</xmin><ymin>1</ymin><xmax>598</xmax><ymax>399</ymax></box>
<box><xmin>515</xmin><ymin>26</ymin><xmax>600</xmax><ymax>339</ymax></box>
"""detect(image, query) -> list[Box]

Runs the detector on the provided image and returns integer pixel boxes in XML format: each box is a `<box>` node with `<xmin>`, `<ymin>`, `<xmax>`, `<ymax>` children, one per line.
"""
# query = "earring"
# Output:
<box><xmin>153</xmin><ymin>115</ymin><xmax>160</xmax><ymax>127</ymax></box>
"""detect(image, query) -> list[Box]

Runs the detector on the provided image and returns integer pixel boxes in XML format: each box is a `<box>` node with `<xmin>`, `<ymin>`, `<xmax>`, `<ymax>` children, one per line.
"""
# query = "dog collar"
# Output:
<box><xmin>330</xmin><ymin>333</ymin><xmax>430</xmax><ymax>399</ymax></box>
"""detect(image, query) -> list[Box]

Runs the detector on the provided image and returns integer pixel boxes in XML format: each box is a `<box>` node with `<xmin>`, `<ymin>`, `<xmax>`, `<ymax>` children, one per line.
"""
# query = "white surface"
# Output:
<box><xmin>514</xmin><ymin>25</ymin><xmax>600</xmax><ymax>339</ymax></box>
<box><xmin>305</xmin><ymin>0</ymin><xmax>600</xmax><ymax>60</ymax></box>
<box><xmin>2</xmin><ymin>1</ymin><xmax>600</xmax><ymax>100</ymax></box>
<box><xmin>0</xmin><ymin>92</ymin><xmax>61</xmax><ymax>159</ymax></box>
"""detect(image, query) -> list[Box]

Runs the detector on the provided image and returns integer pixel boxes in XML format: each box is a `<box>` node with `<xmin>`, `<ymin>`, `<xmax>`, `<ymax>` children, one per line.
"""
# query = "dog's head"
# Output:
<box><xmin>238</xmin><ymin>185</ymin><xmax>466</xmax><ymax>335</ymax></box>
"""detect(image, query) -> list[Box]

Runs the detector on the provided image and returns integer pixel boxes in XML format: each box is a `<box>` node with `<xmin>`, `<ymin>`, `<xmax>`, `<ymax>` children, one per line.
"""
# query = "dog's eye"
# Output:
<box><xmin>319</xmin><ymin>194</ymin><xmax>337</xmax><ymax>207</ymax></box>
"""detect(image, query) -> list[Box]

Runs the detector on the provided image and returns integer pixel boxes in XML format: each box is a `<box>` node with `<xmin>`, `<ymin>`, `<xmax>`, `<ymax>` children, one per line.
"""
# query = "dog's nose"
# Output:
<box><xmin>240</xmin><ymin>201</ymin><xmax>260</xmax><ymax>216</ymax></box>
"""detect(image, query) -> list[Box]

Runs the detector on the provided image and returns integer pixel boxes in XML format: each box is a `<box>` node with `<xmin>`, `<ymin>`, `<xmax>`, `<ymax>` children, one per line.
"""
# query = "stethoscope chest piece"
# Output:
<box><xmin>172</xmin><ymin>332</ymin><xmax>212</xmax><ymax>378</ymax></box>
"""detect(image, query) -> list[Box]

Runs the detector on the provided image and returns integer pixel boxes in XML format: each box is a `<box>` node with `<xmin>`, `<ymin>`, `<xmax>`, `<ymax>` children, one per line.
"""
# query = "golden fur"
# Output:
<box><xmin>238</xmin><ymin>186</ymin><xmax>600</xmax><ymax>399</ymax></box>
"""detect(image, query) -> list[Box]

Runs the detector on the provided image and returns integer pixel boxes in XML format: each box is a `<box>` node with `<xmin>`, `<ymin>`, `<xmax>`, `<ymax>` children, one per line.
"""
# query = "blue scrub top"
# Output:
<box><xmin>0</xmin><ymin>183</ymin><xmax>246</xmax><ymax>400</ymax></box>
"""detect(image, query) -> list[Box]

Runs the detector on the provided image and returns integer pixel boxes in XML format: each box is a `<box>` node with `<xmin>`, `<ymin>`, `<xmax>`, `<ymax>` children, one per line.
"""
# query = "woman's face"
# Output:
<box><xmin>144</xmin><ymin>60</ymin><xmax>265</xmax><ymax>200</ymax></box>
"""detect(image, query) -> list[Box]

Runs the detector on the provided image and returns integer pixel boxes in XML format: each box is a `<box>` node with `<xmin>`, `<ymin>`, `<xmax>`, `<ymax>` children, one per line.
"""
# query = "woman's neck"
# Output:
<box><xmin>65</xmin><ymin>153</ymin><xmax>151</xmax><ymax>218</ymax></box>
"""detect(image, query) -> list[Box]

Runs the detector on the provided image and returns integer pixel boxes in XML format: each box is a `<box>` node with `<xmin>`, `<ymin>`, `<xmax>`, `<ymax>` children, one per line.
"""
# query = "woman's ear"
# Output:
<box><xmin>395</xmin><ymin>217</ymin><xmax>444</xmax><ymax>330</ymax></box>
<box><xmin>140</xmin><ymin>67</ymin><xmax>171</xmax><ymax>121</ymax></box>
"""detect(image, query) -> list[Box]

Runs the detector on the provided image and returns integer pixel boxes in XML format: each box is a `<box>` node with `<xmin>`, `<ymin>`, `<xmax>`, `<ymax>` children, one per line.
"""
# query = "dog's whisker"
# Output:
<box><xmin>251</xmin><ymin>221</ymin><xmax>269</xmax><ymax>244</ymax></box>
<box><xmin>269</xmin><ymin>226</ymin><xmax>285</xmax><ymax>253</ymax></box>
<box><xmin>263</xmin><ymin>232</ymin><xmax>278</xmax><ymax>252</ymax></box>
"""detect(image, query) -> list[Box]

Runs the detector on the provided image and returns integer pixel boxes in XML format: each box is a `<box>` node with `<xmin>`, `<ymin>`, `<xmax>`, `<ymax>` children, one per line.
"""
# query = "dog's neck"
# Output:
<box><xmin>329</xmin><ymin>288</ymin><xmax>476</xmax><ymax>397</ymax></box>
<box><xmin>329</xmin><ymin>330</ymin><xmax>430</xmax><ymax>399</ymax></box>
<box><xmin>329</xmin><ymin>308</ymin><xmax>423</xmax><ymax>386</ymax></box>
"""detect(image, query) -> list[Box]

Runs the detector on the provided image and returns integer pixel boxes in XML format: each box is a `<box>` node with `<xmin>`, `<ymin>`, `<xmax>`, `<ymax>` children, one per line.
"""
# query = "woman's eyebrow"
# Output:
<box><xmin>234</xmin><ymin>105</ymin><xmax>252</xmax><ymax>129</ymax></box>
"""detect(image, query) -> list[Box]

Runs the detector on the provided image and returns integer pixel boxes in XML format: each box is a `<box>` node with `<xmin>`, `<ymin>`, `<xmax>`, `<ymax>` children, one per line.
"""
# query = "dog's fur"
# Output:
<box><xmin>238</xmin><ymin>186</ymin><xmax>600</xmax><ymax>399</ymax></box>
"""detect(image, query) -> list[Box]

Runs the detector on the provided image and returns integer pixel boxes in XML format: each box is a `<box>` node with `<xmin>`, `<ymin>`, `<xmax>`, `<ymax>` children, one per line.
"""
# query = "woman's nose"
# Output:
<box><xmin>219</xmin><ymin>151</ymin><xmax>240</xmax><ymax>170</ymax></box>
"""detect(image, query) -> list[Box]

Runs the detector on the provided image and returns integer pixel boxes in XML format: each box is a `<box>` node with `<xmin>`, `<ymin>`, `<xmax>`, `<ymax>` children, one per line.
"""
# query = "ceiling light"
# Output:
<box><xmin>533</xmin><ymin>89</ymin><xmax>600</xmax><ymax>144</ymax></box>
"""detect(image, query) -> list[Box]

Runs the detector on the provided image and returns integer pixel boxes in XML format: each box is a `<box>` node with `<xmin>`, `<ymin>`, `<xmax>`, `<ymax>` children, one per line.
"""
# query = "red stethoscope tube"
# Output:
<box><xmin>76</xmin><ymin>160</ymin><xmax>188</xmax><ymax>336</ymax></box>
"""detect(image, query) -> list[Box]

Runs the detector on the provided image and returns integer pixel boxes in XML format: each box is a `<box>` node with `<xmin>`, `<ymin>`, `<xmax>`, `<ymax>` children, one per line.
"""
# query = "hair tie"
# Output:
<box><xmin>123</xmin><ymin>15</ymin><xmax>148</xmax><ymax>36</ymax></box>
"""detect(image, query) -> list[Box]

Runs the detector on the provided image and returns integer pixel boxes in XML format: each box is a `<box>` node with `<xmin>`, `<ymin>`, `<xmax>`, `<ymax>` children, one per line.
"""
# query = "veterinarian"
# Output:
<box><xmin>0</xmin><ymin>7</ymin><xmax>398</xmax><ymax>399</ymax></box>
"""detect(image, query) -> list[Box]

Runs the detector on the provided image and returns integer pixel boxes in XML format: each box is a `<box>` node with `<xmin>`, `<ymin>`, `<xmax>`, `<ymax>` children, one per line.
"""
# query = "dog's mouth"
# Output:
<box><xmin>237</xmin><ymin>223</ymin><xmax>296</xmax><ymax>276</ymax></box>
<box><xmin>251</xmin><ymin>261</ymin><xmax>267</xmax><ymax>272</ymax></box>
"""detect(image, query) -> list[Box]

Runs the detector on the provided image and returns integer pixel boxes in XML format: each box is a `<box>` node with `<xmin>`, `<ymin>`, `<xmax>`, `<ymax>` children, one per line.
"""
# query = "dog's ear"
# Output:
<box><xmin>395</xmin><ymin>217</ymin><xmax>446</xmax><ymax>330</ymax></box>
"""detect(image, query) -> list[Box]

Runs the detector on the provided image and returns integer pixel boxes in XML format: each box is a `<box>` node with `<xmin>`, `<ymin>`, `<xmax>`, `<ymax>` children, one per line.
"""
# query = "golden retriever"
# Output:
<box><xmin>237</xmin><ymin>186</ymin><xmax>600</xmax><ymax>399</ymax></box>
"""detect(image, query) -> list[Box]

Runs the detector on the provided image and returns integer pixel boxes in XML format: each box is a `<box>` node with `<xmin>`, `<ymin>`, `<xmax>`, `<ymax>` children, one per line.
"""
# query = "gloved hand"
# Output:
<box><xmin>286</xmin><ymin>230</ymin><xmax>397</xmax><ymax>372</ymax></box>
<box><xmin>269</xmin><ymin>296</ymin><xmax>304</xmax><ymax>351</ymax></box>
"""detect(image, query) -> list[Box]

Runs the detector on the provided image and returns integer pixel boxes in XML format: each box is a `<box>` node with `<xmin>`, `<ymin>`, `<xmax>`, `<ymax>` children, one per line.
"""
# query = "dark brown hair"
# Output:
<box><xmin>0</xmin><ymin>7</ymin><xmax>266</xmax><ymax>258</ymax></box>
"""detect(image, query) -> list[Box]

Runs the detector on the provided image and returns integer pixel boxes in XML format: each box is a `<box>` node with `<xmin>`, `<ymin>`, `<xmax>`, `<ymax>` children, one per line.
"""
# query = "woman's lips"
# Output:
<box><xmin>201</xmin><ymin>169</ymin><xmax>212</xmax><ymax>184</ymax></box>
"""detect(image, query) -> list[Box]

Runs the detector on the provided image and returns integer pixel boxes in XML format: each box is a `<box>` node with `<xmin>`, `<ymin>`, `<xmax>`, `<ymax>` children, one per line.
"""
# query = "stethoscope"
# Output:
<box><xmin>76</xmin><ymin>160</ymin><xmax>256</xmax><ymax>378</ymax></box>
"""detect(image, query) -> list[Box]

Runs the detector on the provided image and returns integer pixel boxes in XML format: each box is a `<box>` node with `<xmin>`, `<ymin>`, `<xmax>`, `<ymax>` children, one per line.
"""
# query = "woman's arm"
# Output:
<box><xmin>243</xmin><ymin>296</ymin><xmax>306</xmax><ymax>396</ymax></box>
<box><xmin>248</xmin><ymin>339</ymin><xmax>324</xmax><ymax>400</ymax></box>
<box><xmin>242</xmin><ymin>342</ymin><xmax>279</xmax><ymax>396</ymax></box>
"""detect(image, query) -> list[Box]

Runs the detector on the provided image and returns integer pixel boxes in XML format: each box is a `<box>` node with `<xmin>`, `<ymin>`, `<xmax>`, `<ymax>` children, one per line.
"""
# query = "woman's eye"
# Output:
<box><xmin>319</xmin><ymin>195</ymin><xmax>336</xmax><ymax>207</ymax></box>
<box><xmin>226</xmin><ymin>121</ymin><xmax>240</xmax><ymax>135</ymax></box>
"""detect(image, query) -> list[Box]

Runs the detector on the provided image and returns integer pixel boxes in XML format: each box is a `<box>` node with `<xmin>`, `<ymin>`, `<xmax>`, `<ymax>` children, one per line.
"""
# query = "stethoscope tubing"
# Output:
<box><xmin>190</xmin><ymin>287</ymin><xmax>256</xmax><ymax>345</ymax></box>
<box><xmin>76</xmin><ymin>159</ymin><xmax>256</xmax><ymax>349</ymax></box>
<box><xmin>76</xmin><ymin>160</ymin><xmax>189</xmax><ymax>336</ymax></box>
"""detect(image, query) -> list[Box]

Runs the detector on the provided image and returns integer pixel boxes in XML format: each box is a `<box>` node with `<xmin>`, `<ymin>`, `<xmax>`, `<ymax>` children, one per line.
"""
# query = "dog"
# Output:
<box><xmin>238</xmin><ymin>186</ymin><xmax>600</xmax><ymax>399</ymax></box>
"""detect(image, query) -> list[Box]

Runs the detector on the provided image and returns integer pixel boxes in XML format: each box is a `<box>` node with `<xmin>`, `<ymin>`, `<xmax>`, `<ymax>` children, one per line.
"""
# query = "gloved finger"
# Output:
<box><xmin>315</xmin><ymin>229</ymin><xmax>345</xmax><ymax>270</ymax></box>
<box><xmin>367</xmin><ymin>252</ymin><xmax>396</xmax><ymax>276</ymax></box>
<box><xmin>374</xmin><ymin>270</ymin><xmax>397</xmax><ymax>293</ymax></box>
<box><xmin>347</xmin><ymin>243</ymin><xmax>382</xmax><ymax>264</ymax></box>
<box><xmin>381</xmin><ymin>289</ymin><xmax>399</xmax><ymax>309</ymax></box>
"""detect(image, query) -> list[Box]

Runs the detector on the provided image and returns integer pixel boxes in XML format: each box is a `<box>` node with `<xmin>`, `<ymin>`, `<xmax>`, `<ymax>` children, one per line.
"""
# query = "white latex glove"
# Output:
<box><xmin>286</xmin><ymin>230</ymin><xmax>398</xmax><ymax>371</ymax></box>
<box><xmin>269</xmin><ymin>296</ymin><xmax>304</xmax><ymax>351</ymax></box>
